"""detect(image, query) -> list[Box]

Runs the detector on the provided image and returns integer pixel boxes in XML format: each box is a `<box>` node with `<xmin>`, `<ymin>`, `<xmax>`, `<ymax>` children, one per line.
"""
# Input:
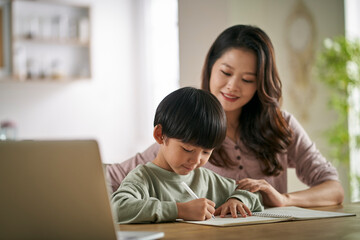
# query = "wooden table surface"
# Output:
<box><xmin>119</xmin><ymin>202</ymin><xmax>360</xmax><ymax>240</ymax></box>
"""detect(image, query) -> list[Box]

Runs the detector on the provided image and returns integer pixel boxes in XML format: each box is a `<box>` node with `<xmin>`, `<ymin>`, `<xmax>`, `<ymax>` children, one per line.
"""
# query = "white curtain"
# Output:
<box><xmin>345</xmin><ymin>0</ymin><xmax>360</xmax><ymax>202</ymax></box>
<box><xmin>128</xmin><ymin>0</ymin><xmax>179</xmax><ymax>154</ymax></box>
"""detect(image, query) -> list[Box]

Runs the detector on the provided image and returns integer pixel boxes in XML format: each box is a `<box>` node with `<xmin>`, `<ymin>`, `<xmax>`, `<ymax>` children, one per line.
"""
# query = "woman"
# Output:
<box><xmin>107</xmin><ymin>24</ymin><xmax>344</xmax><ymax>207</ymax></box>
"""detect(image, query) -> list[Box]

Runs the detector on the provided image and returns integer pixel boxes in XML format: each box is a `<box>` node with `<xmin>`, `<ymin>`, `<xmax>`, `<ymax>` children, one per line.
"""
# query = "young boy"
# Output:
<box><xmin>111</xmin><ymin>87</ymin><xmax>263</xmax><ymax>223</ymax></box>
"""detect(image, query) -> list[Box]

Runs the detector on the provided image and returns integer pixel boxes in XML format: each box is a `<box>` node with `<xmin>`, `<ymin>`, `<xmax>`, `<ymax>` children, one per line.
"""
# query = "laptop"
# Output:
<box><xmin>0</xmin><ymin>140</ymin><xmax>164</xmax><ymax>240</ymax></box>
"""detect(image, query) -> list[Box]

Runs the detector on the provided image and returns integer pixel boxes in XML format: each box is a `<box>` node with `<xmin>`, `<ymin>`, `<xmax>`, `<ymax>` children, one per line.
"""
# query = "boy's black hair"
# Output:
<box><xmin>154</xmin><ymin>87</ymin><xmax>227</xmax><ymax>149</ymax></box>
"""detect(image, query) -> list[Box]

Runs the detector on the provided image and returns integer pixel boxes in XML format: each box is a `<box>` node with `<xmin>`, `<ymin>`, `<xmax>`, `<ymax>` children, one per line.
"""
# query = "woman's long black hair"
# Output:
<box><xmin>201</xmin><ymin>25</ymin><xmax>293</xmax><ymax>176</ymax></box>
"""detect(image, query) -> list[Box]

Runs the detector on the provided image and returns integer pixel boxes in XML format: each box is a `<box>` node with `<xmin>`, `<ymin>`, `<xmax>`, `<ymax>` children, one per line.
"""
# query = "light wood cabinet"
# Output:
<box><xmin>6</xmin><ymin>0</ymin><xmax>92</xmax><ymax>81</ymax></box>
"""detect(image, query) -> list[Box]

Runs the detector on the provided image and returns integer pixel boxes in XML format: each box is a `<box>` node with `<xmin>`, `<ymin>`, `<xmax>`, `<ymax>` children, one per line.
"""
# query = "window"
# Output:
<box><xmin>345</xmin><ymin>0</ymin><xmax>360</xmax><ymax>202</ymax></box>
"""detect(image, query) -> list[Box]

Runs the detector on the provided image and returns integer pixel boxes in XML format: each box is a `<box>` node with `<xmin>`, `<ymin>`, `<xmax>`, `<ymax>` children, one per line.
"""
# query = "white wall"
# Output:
<box><xmin>0</xmin><ymin>0</ymin><xmax>349</xmax><ymax>199</ymax></box>
<box><xmin>0</xmin><ymin>0</ymin><xmax>154</xmax><ymax>163</ymax></box>
<box><xmin>178</xmin><ymin>0</ymin><xmax>229</xmax><ymax>88</ymax></box>
<box><xmin>178</xmin><ymin>0</ymin><xmax>346</xmax><ymax>196</ymax></box>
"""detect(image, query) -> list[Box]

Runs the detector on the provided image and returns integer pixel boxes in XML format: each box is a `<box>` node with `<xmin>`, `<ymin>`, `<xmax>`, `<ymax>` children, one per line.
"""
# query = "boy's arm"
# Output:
<box><xmin>213</xmin><ymin>190</ymin><xmax>264</xmax><ymax>218</ymax></box>
<box><xmin>201</xmin><ymin>168</ymin><xmax>263</xmax><ymax>213</ymax></box>
<box><xmin>111</xmin><ymin>181</ymin><xmax>177</xmax><ymax>224</ymax></box>
<box><xmin>176</xmin><ymin>198</ymin><xmax>216</xmax><ymax>221</ymax></box>
<box><xmin>228</xmin><ymin>190</ymin><xmax>264</xmax><ymax>212</ymax></box>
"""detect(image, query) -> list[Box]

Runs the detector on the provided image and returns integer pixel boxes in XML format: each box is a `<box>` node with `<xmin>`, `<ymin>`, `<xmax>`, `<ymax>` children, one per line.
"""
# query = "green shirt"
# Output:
<box><xmin>111</xmin><ymin>162</ymin><xmax>264</xmax><ymax>224</ymax></box>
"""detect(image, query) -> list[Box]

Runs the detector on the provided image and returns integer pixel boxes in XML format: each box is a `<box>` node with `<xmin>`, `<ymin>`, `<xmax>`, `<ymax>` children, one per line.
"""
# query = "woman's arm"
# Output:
<box><xmin>262</xmin><ymin>112</ymin><xmax>343</xmax><ymax>207</ymax></box>
<box><xmin>283</xmin><ymin>180</ymin><xmax>344</xmax><ymax>207</ymax></box>
<box><xmin>237</xmin><ymin>178</ymin><xmax>344</xmax><ymax>207</ymax></box>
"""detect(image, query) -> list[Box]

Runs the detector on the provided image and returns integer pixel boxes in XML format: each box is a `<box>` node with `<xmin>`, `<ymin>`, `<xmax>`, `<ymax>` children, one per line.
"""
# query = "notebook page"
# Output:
<box><xmin>180</xmin><ymin>207</ymin><xmax>355</xmax><ymax>226</ymax></box>
<box><xmin>257</xmin><ymin>206</ymin><xmax>355</xmax><ymax>220</ymax></box>
<box><xmin>181</xmin><ymin>215</ymin><xmax>290</xmax><ymax>226</ymax></box>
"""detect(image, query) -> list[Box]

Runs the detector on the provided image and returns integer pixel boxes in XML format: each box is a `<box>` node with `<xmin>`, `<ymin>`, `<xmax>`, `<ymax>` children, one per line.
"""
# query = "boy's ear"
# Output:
<box><xmin>153</xmin><ymin>124</ymin><xmax>164</xmax><ymax>144</ymax></box>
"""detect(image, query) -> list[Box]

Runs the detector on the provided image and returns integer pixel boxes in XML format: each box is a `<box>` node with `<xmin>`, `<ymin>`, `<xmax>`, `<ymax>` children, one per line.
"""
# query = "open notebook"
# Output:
<box><xmin>0</xmin><ymin>140</ymin><xmax>164</xmax><ymax>240</ymax></box>
<box><xmin>182</xmin><ymin>206</ymin><xmax>356</xmax><ymax>227</ymax></box>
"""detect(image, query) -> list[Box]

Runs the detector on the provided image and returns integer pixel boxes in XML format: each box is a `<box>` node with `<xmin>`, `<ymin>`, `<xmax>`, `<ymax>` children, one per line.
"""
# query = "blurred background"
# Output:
<box><xmin>0</xmin><ymin>0</ymin><xmax>359</xmax><ymax>203</ymax></box>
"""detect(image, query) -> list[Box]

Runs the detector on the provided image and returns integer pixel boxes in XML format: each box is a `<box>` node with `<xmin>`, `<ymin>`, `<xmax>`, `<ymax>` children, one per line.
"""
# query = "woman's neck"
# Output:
<box><xmin>226</xmin><ymin>110</ymin><xmax>241</xmax><ymax>142</ymax></box>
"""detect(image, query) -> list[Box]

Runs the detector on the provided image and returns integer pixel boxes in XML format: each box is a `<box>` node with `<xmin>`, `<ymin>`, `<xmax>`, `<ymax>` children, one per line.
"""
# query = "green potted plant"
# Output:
<box><xmin>316</xmin><ymin>36</ymin><xmax>360</xmax><ymax>202</ymax></box>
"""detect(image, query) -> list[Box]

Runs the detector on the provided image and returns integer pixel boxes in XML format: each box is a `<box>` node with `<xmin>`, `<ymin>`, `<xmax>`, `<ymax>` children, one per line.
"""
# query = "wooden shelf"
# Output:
<box><xmin>1</xmin><ymin>77</ymin><xmax>89</xmax><ymax>83</ymax></box>
<box><xmin>13</xmin><ymin>36</ymin><xmax>90</xmax><ymax>47</ymax></box>
<box><xmin>9</xmin><ymin>0</ymin><xmax>92</xmax><ymax>82</ymax></box>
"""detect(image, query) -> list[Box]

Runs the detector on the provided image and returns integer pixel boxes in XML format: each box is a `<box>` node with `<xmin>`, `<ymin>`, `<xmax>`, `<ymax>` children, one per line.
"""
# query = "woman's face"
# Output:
<box><xmin>209</xmin><ymin>48</ymin><xmax>257</xmax><ymax>117</ymax></box>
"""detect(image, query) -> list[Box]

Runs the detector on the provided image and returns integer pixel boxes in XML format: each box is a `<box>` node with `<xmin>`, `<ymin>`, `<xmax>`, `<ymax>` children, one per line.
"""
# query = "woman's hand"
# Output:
<box><xmin>214</xmin><ymin>198</ymin><xmax>251</xmax><ymax>218</ymax></box>
<box><xmin>236</xmin><ymin>178</ymin><xmax>289</xmax><ymax>207</ymax></box>
<box><xmin>237</xmin><ymin>179</ymin><xmax>344</xmax><ymax>207</ymax></box>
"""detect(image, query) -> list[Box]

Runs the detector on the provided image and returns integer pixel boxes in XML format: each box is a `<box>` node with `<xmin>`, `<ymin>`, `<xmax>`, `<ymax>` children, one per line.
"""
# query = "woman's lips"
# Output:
<box><xmin>221</xmin><ymin>92</ymin><xmax>239</xmax><ymax>102</ymax></box>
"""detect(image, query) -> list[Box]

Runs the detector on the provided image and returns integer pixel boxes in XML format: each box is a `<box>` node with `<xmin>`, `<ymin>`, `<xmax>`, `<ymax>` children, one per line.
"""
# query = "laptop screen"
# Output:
<box><xmin>0</xmin><ymin>140</ymin><xmax>121</xmax><ymax>239</ymax></box>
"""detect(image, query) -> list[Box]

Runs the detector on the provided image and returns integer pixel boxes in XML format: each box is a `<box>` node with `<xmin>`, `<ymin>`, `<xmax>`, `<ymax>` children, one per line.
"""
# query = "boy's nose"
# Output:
<box><xmin>189</xmin><ymin>153</ymin><xmax>202</xmax><ymax>164</ymax></box>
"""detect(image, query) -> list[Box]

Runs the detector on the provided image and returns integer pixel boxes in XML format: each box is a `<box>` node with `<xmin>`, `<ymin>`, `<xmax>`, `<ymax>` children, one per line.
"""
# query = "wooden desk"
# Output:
<box><xmin>119</xmin><ymin>203</ymin><xmax>359</xmax><ymax>240</ymax></box>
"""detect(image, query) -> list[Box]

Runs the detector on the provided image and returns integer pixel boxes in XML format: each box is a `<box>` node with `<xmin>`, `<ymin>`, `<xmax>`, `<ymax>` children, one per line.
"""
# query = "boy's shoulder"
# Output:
<box><xmin>122</xmin><ymin>163</ymin><xmax>155</xmax><ymax>183</ymax></box>
<box><xmin>195</xmin><ymin>166</ymin><xmax>223</xmax><ymax>176</ymax></box>
<box><xmin>195</xmin><ymin>167</ymin><xmax>235</xmax><ymax>183</ymax></box>
<box><xmin>195</xmin><ymin>167</ymin><xmax>213</xmax><ymax>175</ymax></box>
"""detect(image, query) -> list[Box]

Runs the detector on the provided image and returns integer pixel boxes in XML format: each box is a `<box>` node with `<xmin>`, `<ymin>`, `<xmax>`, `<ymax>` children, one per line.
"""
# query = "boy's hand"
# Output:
<box><xmin>176</xmin><ymin>198</ymin><xmax>215</xmax><ymax>221</ymax></box>
<box><xmin>214</xmin><ymin>198</ymin><xmax>252</xmax><ymax>218</ymax></box>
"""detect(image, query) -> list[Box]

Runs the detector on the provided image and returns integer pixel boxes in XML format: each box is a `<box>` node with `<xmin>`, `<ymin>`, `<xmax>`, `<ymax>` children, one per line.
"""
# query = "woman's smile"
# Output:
<box><xmin>221</xmin><ymin>92</ymin><xmax>239</xmax><ymax>102</ymax></box>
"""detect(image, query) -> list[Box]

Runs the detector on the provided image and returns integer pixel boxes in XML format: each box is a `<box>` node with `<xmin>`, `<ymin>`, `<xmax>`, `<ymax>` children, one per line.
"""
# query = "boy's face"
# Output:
<box><xmin>154</xmin><ymin>138</ymin><xmax>214</xmax><ymax>175</ymax></box>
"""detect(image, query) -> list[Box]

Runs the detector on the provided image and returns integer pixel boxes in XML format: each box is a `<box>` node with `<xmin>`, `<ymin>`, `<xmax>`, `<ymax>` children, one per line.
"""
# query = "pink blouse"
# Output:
<box><xmin>106</xmin><ymin>112</ymin><xmax>339</xmax><ymax>193</ymax></box>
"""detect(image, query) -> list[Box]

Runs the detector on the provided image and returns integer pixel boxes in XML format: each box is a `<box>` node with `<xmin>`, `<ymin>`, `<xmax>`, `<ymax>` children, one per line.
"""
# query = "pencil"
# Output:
<box><xmin>181</xmin><ymin>181</ymin><xmax>216</xmax><ymax>219</ymax></box>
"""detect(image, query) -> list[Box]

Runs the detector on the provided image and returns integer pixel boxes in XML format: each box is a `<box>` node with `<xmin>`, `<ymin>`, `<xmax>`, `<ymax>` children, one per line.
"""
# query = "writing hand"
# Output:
<box><xmin>214</xmin><ymin>198</ymin><xmax>251</xmax><ymax>218</ymax></box>
<box><xmin>236</xmin><ymin>178</ymin><xmax>289</xmax><ymax>207</ymax></box>
<box><xmin>176</xmin><ymin>198</ymin><xmax>215</xmax><ymax>221</ymax></box>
